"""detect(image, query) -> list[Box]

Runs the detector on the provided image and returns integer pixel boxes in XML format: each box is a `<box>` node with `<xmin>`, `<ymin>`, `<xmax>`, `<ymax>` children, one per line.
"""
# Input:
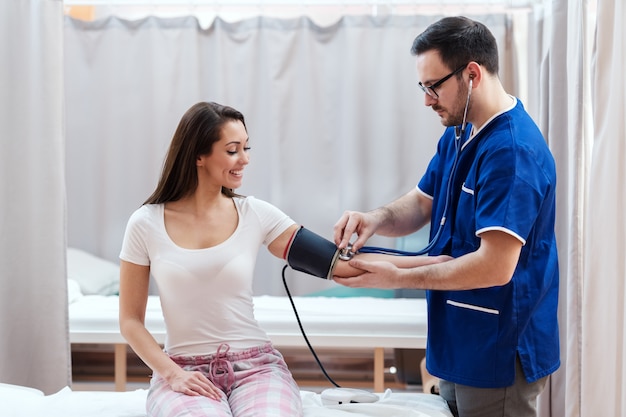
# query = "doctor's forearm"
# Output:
<box><xmin>398</xmin><ymin>251</ymin><xmax>513</xmax><ymax>291</ymax></box>
<box><xmin>372</xmin><ymin>190</ymin><xmax>431</xmax><ymax>237</ymax></box>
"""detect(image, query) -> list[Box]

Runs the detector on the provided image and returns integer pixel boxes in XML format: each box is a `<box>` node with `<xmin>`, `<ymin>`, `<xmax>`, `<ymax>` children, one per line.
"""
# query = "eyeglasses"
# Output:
<box><xmin>418</xmin><ymin>64</ymin><xmax>468</xmax><ymax>99</ymax></box>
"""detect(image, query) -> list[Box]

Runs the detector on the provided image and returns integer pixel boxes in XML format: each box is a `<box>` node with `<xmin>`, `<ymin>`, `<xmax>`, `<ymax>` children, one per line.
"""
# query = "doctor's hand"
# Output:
<box><xmin>333</xmin><ymin>258</ymin><xmax>402</xmax><ymax>289</ymax></box>
<box><xmin>333</xmin><ymin>210</ymin><xmax>380</xmax><ymax>252</ymax></box>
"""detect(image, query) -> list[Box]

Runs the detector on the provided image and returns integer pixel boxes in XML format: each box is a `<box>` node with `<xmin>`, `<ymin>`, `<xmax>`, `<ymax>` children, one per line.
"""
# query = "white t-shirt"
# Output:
<box><xmin>119</xmin><ymin>196</ymin><xmax>296</xmax><ymax>356</ymax></box>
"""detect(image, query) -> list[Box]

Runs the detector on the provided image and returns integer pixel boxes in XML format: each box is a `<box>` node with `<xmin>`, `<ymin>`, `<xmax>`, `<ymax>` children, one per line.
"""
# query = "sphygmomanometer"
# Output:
<box><xmin>282</xmin><ymin>225</ymin><xmax>429</xmax><ymax>404</ymax></box>
<box><xmin>282</xmin><ymin>226</ymin><xmax>383</xmax><ymax>403</ymax></box>
<box><xmin>282</xmin><ymin>217</ymin><xmax>443</xmax><ymax>403</ymax></box>
<box><xmin>284</xmin><ymin>225</ymin><xmax>432</xmax><ymax>281</ymax></box>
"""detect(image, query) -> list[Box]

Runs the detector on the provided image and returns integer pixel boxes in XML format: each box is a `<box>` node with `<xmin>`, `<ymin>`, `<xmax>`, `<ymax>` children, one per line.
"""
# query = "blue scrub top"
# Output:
<box><xmin>418</xmin><ymin>98</ymin><xmax>560</xmax><ymax>388</ymax></box>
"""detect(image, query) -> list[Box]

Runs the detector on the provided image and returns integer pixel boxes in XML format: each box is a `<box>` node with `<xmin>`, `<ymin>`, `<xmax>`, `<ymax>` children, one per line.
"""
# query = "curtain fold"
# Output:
<box><xmin>529</xmin><ymin>1</ymin><xmax>594</xmax><ymax>416</ymax></box>
<box><xmin>64</xmin><ymin>13</ymin><xmax>515</xmax><ymax>296</ymax></box>
<box><xmin>0</xmin><ymin>0</ymin><xmax>70</xmax><ymax>394</ymax></box>
<box><xmin>582</xmin><ymin>0</ymin><xmax>626</xmax><ymax>415</ymax></box>
<box><xmin>530</xmin><ymin>0</ymin><xmax>626</xmax><ymax>416</ymax></box>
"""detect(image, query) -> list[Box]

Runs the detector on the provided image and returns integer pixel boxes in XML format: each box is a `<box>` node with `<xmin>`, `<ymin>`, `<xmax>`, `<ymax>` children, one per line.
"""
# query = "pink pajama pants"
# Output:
<box><xmin>147</xmin><ymin>343</ymin><xmax>303</xmax><ymax>417</ymax></box>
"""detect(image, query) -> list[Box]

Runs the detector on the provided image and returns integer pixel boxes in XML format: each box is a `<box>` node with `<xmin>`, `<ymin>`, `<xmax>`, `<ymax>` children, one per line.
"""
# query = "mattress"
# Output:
<box><xmin>69</xmin><ymin>294</ymin><xmax>428</xmax><ymax>348</ymax></box>
<box><xmin>0</xmin><ymin>383</ymin><xmax>452</xmax><ymax>417</ymax></box>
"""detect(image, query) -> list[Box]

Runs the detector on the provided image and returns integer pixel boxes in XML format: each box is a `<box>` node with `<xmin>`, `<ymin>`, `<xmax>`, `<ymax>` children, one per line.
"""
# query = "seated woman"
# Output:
<box><xmin>119</xmin><ymin>101</ymin><xmax>446</xmax><ymax>417</ymax></box>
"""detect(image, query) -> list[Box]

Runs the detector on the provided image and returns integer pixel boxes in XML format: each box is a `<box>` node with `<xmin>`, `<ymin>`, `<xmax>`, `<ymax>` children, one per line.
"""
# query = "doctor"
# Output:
<box><xmin>333</xmin><ymin>16</ymin><xmax>560</xmax><ymax>417</ymax></box>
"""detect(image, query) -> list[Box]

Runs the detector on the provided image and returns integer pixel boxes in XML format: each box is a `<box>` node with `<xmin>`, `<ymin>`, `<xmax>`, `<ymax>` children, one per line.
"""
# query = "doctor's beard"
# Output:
<box><xmin>433</xmin><ymin>81</ymin><xmax>471</xmax><ymax>128</ymax></box>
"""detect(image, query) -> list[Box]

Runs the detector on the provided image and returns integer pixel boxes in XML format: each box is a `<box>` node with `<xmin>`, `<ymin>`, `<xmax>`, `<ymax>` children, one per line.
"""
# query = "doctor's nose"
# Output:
<box><xmin>423</xmin><ymin>92</ymin><xmax>438</xmax><ymax>106</ymax></box>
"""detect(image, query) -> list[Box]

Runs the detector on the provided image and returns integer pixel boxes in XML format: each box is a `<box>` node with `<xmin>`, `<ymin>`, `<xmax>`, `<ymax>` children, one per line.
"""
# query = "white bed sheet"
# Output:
<box><xmin>0</xmin><ymin>383</ymin><xmax>452</xmax><ymax>417</ymax></box>
<box><xmin>69</xmin><ymin>294</ymin><xmax>428</xmax><ymax>349</ymax></box>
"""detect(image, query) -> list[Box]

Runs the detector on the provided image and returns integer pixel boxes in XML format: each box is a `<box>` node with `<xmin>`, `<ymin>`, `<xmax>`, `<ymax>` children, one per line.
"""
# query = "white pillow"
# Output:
<box><xmin>67</xmin><ymin>248</ymin><xmax>120</xmax><ymax>296</ymax></box>
<box><xmin>67</xmin><ymin>279</ymin><xmax>83</xmax><ymax>303</ymax></box>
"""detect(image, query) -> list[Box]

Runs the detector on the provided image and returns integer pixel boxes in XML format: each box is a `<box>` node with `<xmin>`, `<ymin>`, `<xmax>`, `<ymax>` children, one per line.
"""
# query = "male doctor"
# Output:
<box><xmin>333</xmin><ymin>16</ymin><xmax>560</xmax><ymax>417</ymax></box>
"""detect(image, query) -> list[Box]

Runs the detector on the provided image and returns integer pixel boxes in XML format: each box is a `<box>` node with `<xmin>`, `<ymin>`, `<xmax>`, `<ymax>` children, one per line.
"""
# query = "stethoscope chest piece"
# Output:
<box><xmin>338</xmin><ymin>243</ymin><xmax>355</xmax><ymax>261</ymax></box>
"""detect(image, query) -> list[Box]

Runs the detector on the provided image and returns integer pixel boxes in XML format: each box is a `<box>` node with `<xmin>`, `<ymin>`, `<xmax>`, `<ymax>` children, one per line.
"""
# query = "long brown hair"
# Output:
<box><xmin>144</xmin><ymin>102</ymin><xmax>246</xmax><ymax>205</ymax></box>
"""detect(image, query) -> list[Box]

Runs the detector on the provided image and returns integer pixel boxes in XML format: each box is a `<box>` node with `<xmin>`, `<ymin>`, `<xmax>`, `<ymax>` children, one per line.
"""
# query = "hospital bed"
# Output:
<box><xmin>66</xmin><ymin>248</ymin><xmax>431</xmax><ymax>393</ymax></box>
<box><xmin>69</xmin><ymin>293</ymin><xmax>429</xmax><ymax>392</ymax></box>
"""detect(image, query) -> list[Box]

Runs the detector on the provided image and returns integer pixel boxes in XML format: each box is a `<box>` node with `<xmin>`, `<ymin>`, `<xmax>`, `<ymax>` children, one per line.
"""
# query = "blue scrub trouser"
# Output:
<box><xmin>438</xmin><ymin>355</ymin><xmax>548</xmax><ymax>417</ymax></box>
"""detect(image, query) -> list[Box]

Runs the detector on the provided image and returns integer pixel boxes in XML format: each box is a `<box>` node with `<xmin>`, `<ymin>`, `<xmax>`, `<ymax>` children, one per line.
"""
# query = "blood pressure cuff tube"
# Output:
<box><xmin>286</xmin><ymin>226</ymin><xmax>340</xmax><ymax>280</ymax></box>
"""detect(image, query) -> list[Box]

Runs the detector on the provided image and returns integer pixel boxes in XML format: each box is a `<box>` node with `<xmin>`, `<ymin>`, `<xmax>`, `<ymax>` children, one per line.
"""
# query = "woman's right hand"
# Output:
<box><xmin>167</xmin><ymin>368</ymin><xmax>222</xmax><ymax>400</ymax></box>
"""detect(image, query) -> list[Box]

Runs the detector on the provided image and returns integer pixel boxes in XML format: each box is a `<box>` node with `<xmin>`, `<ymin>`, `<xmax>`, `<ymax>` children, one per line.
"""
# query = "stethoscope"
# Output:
<box><xmin>339</xmin><ymin>77</ymin><xmax>474</xmax><ymax>260</ymax></box>
<box><xmin>284</xmin><ymin>79</ymin><xmax>474</xmax><ymax>389</ymax></box>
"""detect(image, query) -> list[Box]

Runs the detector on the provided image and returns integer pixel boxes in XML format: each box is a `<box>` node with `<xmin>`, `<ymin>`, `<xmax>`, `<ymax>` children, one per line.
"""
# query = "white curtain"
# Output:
<box><xmin>530</xmin><ymin>0</ymin><xmax>594</xmax><ymax>415</ymax></box>
<box><xmin>63</xmin><ymin>13</ymin><xmax>515</xmax><ymax>296</ymax></box>
<box><xmin>582</xmin><ymin>0</ymin><xmax>626</xmax><ymax>415</ymax></box>
<box><xmin>0</xmin><ymin>0</ymin><xmax>70</xmax><ymax>393</ymax></box>
<box><xmin>530</xmin><ymin>0</ymin><xmax>626</xmax><ymax>416</ymax></box>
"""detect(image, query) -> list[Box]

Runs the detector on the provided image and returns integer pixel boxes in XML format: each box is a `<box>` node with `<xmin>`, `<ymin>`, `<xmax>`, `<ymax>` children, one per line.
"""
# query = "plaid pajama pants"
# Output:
<box><xmin>147</xmin><ymin>343</ymin><xmax>303</xmax><ymax>417</ymax></box>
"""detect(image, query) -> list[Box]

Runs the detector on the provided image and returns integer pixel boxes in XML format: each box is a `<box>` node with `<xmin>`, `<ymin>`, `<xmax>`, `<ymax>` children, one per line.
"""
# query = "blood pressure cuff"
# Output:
<box><xmin>286</xmin><ymin>226</ymin><xmax>340</xmax><ymax>280</ymax></box>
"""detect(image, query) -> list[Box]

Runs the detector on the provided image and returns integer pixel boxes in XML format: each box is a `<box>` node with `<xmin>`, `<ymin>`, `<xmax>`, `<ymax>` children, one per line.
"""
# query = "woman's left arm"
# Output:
<box><xmin>267</xmin><ymin>224</ymin><xmax>301</xmax><ymax>260</ymax></box>
<box><xmin>267</xmin><ymin>224</ymin><xmax>450</xmax><ymax>278</ymax></box>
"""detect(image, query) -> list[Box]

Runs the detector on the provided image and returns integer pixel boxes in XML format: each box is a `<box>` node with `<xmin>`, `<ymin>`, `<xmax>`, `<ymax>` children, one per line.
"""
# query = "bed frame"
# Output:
<box><xmin>69</xmin><ymin>295</ymin><xmax>427</xmax><ymax>392</ymax></box>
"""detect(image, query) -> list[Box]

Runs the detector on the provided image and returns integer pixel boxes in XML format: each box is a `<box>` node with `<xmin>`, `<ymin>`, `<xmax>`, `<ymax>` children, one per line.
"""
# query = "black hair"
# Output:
<box><xmin>410</xmin><ymin>16</ymin><xmax>499</xmax><ymax>75</ymax></box>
